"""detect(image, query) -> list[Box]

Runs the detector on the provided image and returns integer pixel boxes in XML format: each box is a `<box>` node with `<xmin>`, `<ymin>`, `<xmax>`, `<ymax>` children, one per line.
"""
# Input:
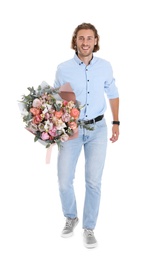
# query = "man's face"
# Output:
<box><xmin>75</xmin><ymin>29</ymin><xmax>97</xmax><ymax>58</ymax></box>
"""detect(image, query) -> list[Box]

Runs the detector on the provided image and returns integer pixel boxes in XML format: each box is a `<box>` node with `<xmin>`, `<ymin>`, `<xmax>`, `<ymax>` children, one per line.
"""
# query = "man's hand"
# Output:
<box><xmin>110</xmin><ymin>125</ymin><xmax>119</xmax><ymax>143</ymax></box>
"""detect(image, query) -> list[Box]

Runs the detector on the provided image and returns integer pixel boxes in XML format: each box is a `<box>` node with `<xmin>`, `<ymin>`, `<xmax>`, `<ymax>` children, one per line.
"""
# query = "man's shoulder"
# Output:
<box><xmin>94</xmin><ymin>56</ymin><xmax>111</xmax><ymax>66</ymax></box>
<box><xmin>57</xmin><ymin>58</ymin><xmax>74</xmax><ymax>69</ymax></box>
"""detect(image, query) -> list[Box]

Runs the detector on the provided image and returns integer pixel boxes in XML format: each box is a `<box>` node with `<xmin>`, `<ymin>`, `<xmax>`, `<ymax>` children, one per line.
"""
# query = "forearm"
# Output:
<box><xmin>109</xmin><ymin>97</ymin><xmax>119</xmax><ymax>121</ymax></box>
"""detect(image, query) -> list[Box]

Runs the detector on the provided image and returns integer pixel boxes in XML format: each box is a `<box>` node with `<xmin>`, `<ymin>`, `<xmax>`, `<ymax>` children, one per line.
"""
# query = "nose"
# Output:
<box><xmin>82</xmin><ymin>39</ymin><xmax>88</xmax><ymax>45</ymax></box>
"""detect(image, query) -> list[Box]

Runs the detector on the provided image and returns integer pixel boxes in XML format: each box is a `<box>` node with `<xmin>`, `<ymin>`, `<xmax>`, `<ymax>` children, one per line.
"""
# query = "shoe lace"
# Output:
<box><xmin>65</xmin><ymin>218</ymin><xmax>73</xmax><ymax>228</ymax></box>
<box><xmin>85</xmin><ymin>229</ymin><xmax>94</xmax><ymax>237</ymax></box>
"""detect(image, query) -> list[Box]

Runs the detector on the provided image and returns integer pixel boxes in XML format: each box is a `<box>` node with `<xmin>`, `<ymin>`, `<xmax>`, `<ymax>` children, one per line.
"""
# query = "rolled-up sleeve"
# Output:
<box><xmin>104</xmin><ymin>62</ymin><xmax>119</xmax><ymax>99</ymax></box>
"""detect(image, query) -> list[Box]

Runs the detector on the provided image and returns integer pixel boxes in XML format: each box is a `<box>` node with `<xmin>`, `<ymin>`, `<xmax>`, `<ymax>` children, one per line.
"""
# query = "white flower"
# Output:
<box><xmin>42</xmin><ymin>104</ymin><xmax>52</xmax><ymax>114</ymax></box>
<box><xmin>38</xmin><ymin>123</ymin><xmax>45</xmax><ymax>132</ymax></box>
<box><xmin>44</xmin><ymin>120</ymin><xmax>53</xmax><ymax>131</ymax></box>
<box><xmin>55</xmin><ymin>119</ymin><xmax>66</xmax><ymax>130</ymax></box>
<box><xmin>67</xmin><ymin>101</ymin><xmax>75</xmax><ymax>109</ymax></box>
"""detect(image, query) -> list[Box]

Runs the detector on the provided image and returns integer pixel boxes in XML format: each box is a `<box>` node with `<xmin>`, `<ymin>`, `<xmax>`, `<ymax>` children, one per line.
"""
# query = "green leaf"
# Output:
<box><xmin>34</xmin><ymin>136</ymin><xmax>39</xmax><ymax>142</ymax></box>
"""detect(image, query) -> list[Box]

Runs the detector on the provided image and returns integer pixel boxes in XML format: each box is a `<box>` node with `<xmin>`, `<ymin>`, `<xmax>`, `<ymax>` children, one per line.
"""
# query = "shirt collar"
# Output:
<box><xmin>74</xmin><ymin>53</ymin><xmax>96</xmax><ymax>66</ymax></box>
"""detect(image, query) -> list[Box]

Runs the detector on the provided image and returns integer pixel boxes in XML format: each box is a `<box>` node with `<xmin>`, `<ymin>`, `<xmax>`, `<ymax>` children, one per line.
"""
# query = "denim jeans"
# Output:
<box><xmin>57</xmin><ymin>118</ymin><xmax>108</xmax><ymax>230</ymax></box>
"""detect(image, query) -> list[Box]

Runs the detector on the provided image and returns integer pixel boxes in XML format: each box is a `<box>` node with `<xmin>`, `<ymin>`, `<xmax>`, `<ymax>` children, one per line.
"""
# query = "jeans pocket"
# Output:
<box><xmin>95</xmin><ymin>118</ymin><xmax>106</xmax><ymax>129</ymax></box>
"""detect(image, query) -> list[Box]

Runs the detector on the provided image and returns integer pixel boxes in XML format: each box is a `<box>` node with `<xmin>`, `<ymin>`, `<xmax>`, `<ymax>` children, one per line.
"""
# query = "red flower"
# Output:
<box><xmin>30</xmin><ymin>107</ymin><xmax>41</xmax><ymax>115</ymax></box>
<box><xmin>54</xmin><ymin>110</ymin><xmax>64</xmax><ymax>118</ymax></box>
<box><xmin>70</xmin><ymin>108</ymin><xmax>80</xmax><ymax>119</ymax></box>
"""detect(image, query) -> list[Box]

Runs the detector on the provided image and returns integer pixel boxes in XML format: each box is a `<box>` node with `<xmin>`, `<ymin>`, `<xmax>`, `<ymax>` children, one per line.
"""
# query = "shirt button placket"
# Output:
<box><xmin>85</xmin><ymin>67</ymin><xmax>90</xmax><ymax>119</ymax></box>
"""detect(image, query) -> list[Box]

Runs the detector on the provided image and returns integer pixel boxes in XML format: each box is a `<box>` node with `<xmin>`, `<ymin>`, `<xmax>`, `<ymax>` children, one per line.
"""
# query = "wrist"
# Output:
<box><xmin>112</xmin><ymin>121</ymin><xmax>120</xmax><ymax>125</ymax></box>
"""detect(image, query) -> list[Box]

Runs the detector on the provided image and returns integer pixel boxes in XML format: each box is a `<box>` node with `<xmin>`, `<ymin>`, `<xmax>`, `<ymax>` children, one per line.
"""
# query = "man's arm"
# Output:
<box><xmin>109</xmin><ymin>97</ymin><xmax>120</xmax><ymax>143</ymax></box>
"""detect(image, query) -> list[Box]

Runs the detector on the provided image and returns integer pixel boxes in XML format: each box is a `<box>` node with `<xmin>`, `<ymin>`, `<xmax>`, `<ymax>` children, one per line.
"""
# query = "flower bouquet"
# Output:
<box><xmin>18</xmin><ymin>81</ymin><xmax>82</xmax><ymax>149</ymax></box>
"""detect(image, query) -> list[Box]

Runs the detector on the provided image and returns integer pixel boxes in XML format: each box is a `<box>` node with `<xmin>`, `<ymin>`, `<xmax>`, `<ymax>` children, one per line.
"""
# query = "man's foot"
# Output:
<box><xmin>83</xmin><ymin>229</ymin><xmax>98</xmax><ymax>248</ymax></box>
<box><xmin>61</xmin><ymin>217</ymin><xmax>79</xmax><ymax>238</ymax></box>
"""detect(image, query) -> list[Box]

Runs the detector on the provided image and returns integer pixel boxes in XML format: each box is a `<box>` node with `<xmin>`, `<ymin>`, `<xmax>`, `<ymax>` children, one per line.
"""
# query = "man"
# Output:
<box><xmin>53</xmin><ymin>22</ymin><xmax>120</xmax><ymax>248</ymax></box>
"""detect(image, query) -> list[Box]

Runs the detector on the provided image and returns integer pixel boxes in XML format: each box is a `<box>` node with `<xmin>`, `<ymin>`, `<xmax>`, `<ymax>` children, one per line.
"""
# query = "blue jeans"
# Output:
<box><xmin>57</xmin><ymin>118</ymin><xmax>107</xmax><ymax>230</ymax></box>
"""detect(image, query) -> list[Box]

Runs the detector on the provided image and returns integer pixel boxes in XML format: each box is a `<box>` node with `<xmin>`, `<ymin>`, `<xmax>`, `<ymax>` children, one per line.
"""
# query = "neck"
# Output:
<box><xmin>77</xmin><ymin>53</ymin><xmax>93</xmax><ymax>66</ymax></box>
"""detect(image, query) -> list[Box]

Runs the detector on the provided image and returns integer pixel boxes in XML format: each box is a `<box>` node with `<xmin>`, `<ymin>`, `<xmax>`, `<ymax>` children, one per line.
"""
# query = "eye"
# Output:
<box><xmin>78</xmin><ymin>36</ymin><xmax>84</xmax><ymax>41</ymax></box>
<box><xmin>87</xmin><ymin>37</ymin><xmax>94</xmax><ymax>41</ymax></box>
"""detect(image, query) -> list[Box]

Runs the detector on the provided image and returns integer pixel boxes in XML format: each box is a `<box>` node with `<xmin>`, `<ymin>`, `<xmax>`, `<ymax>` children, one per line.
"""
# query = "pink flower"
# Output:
<box><xmin>63</xmin><ymin>100</ymin><xmax>68</xmax><ymax>106</ymax></box>
<box><xmin>41</xmin><ymin>132</ymin><xmax>50</xmax><ymax>140</ymax></box>
<box><xmin>48</xmin><ymin>127</ymin><xmax>57</xmax><ymax>137</ymax></box>
<box><xmin>62</xmin><ymin>112</ymin><xmax>71</xmax><ymax>122</ymax></box>
<box><xmin>32</xmin><ymin>98</ymin><xmax>42</xmax><ymax>108</ymax></box>
<box><xmin>45</xmin><ymin>112</ymin><xmax>50</xmax><ymax>120</ymax></box>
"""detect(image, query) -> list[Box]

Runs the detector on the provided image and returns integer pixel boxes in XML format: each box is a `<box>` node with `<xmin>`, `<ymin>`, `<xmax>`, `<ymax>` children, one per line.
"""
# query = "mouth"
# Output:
<box><xmin>81</xmin><ymin>46</ymin><xmax>89</xmax><ymax>50</ymax></box>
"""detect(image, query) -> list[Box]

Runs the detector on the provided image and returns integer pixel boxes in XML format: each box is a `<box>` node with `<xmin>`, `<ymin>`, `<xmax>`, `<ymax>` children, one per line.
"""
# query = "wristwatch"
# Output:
<box><xmin>112</xmin><ymin>121</ymin><xmax>120</xmax><ymax>125</ymax></box>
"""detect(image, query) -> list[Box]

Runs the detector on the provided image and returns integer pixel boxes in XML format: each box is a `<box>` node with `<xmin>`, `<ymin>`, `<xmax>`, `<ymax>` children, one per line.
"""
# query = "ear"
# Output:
<box><xmin>95</xmin><ymin>38</ymin><xmax>97</xmax><ymax>45</ymax></box>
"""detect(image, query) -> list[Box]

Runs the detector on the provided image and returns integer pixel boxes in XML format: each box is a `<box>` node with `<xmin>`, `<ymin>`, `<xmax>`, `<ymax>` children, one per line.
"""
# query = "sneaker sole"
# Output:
<box><xmin>83</xmin><ymin>241</ymin><xmax>98</xmax><ymax>248</ymax></box>
<box><xmin>61</xmin><ymin>232</ymin><xmax>74</xmax><ymax>238</ymax></box>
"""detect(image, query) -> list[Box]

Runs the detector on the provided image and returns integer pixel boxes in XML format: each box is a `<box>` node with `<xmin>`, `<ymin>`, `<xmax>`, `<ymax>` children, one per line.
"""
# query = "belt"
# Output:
<box><xmin>79</xmin><ymin>115</ymin><xmax>104</xmax><ymax>125</ymax></box>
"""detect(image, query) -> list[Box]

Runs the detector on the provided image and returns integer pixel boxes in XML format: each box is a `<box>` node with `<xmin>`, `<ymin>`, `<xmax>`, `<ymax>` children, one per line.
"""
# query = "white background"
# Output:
<box><xmin>0</xmin><ymin>0</ymin><xmax>152</xmax><ymax>259</ymax></box>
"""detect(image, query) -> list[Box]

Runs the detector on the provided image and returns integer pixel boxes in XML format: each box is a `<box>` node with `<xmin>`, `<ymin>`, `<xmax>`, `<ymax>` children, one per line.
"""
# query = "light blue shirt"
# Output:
<box><xmin>54</xmin><ymin>53</ymin><xmax>119</xmax><ymax>120</ymax></box>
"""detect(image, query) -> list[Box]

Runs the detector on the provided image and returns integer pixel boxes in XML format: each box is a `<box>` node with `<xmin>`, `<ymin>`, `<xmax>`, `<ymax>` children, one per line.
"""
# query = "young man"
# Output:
<box><xmin>54</xmin><ymin>22</ymin><xmax>120</xmax><ymax>248</ymax></box>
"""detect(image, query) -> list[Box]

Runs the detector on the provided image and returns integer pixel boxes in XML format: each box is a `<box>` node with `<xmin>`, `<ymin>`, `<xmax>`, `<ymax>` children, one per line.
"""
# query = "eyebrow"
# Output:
<box><xmin>78</xmin><ymin>36</ymin><xmax>94</xmax><ymax>38</ymax></box>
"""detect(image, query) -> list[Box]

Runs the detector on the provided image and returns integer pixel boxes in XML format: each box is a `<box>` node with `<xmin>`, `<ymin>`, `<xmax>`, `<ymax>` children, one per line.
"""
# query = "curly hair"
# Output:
<box><xmin>71</xmin><ymin>22</ymin><xmax>100</xmax><ymax>52</ymax></box>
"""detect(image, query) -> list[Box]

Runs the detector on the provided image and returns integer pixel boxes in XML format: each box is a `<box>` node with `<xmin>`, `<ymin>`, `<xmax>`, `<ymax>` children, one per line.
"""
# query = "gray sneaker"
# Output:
<box><xmin>61</xmin><ymin>217</ymin><xmax>79</xmax><ymax>238</ymax></box>
<box><xmin>83</xmin><ymin>229</ymin><xmax>98</xmax><ymax>248</ymax></box>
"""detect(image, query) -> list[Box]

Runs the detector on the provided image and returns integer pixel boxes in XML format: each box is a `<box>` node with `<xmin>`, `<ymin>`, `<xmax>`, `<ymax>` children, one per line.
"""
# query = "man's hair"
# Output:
<box><xmin>71</xmin><ymin>22</ymin><xmax>100</xmax><ymax>52</ymax></box>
